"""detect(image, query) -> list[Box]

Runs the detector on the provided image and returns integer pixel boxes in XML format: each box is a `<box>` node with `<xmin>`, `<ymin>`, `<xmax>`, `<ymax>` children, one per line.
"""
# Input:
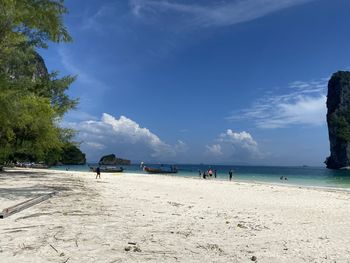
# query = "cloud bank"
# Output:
<box><xmin>64</xmin><ymin>113</ymin><xmax>262</xmax><ymax>164</ymax></box>
<box><xmin>130</xmin><ymin>0</ymin><xmax>315</xmax><ymax>28</ymax></box>
<box><xmin>65</xmin><ymin>113</ymin><xmax>187</xmax><ymax>162</ymax></box>
<box><xmin>206</xmin><ymin>129</ymin><xmax>262</xmax><ymax>162</ymax></box>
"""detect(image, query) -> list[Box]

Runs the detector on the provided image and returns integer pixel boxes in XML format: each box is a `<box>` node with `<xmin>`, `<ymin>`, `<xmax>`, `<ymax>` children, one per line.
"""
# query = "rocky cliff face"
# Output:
<box><xmin>326</xmin><ymin>71</ymin><xmax>350</xmax><ymax>169</ymax></box>
<box><xmin>32</xmin><ymin>53</ymin><xmax>48</xmax><ymax>80</ymax></box>
<box><xmin>99</xmin><ymin>154</ymin><xmax>131</xmax><ymax>166</ymax></box>
<box><xmin>6</xmin><ymin>52</ymin><xmax>48</xmax><ymax>80</ymax></box>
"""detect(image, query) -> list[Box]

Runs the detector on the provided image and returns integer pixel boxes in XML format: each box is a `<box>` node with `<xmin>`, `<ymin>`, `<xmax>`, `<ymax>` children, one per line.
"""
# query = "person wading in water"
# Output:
<box><xmin>229</xmin><ymin>169</ymin><xmax>233</xmax><ymax>181</ymax></box>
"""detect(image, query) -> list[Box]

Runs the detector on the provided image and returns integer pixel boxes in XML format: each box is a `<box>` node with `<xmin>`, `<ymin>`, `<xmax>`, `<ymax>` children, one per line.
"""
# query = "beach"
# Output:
<box><xmin>1</xmin><ymin>168</ymin><xmax>350</xmax><ymax>262</ymax></box>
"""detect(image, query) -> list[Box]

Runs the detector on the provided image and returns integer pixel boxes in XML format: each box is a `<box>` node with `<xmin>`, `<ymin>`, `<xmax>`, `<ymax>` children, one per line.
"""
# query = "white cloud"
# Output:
<box><xmin>220</xmin><ymin>129</ymin><xmax>261</xmax><ymax>158</ymax></box>
<box><xmin>81</xmin><ymin>5</ymin><xmax>115</xmax><ymax>32</ymax></box>
<box><xmin>206</xmin><ymin>144</ymin><xmax>222</xmax><ymax>156</ymax></box>
<box><xmin>65</xmin><ymin>113</ymin><xmax>187</xmax><ymax>161</ymax></box>
<box><xmin>130</xmin><ymin>0</ymin><xmax>315</xmax><ymax>28</ymax></box>
<box><xmin>63</xmin><ymin>110</ymin><xmax>99</xmax><ymax>122</ymax></box>
<box><xmin>79</xmin><ymin>3</ymin><xmax>130</xmax><ymax>34</ymax></box>
<box><xmin>228</xmin><ymin>78</ymin><xmax>328</xmax><ymax>129</ymax></box>
<box><xmin>175</xmin><ymin>140</ymin><xmax>188</xmax><ymax>153</ymax></box>
<box><xmin>259</xmin><ymin>95</ymin><xmax>326</xmax><ymax>129</ymax></box>
<box><xmin>206</xmin><ymin>129</ymin><xmax>262</xmax><ymax>161</ymax></box>
<box><xmin>85</xmin><ymin>142</ymin><xmax>106</xmax><ymax>150</ymax></box>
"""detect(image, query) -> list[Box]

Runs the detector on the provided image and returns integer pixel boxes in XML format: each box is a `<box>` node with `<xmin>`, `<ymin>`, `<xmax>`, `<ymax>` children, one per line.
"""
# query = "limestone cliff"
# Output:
<box><xmin>32</xmin><ymin>53</ymin><xmax>48</xmax><ymax>80</ymax></box>
<box><xmin>99</xmin><ymin>154</ymin><xmax>131</xmax><ymax>166</ymax></box>
<box><xmin>326</xmin><ymin>71</ymin><xmax>350</xmax><ymax>169</ymax></box>
<box><xmin>5</xmin><ymin>52</ymin><xmax>48</xmax><ymax>80</ymax></box>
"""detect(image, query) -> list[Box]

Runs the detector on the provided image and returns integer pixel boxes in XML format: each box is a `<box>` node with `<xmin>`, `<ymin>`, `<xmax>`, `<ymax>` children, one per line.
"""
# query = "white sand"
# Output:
<box><xmin>0</xmin><ymin>168</ymin><xmax>350</xmax><ymax>262</ymax></box>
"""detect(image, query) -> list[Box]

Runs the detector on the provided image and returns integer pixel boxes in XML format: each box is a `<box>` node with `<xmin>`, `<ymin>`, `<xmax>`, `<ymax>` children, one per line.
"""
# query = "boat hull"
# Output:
<box><xmin>143</xmin><ymin>166</ymin><xmax>178</xmax><ymax>174</ymax></box>
<box><xmin>89</xmin><ymin>166</ymin><xmax>124</xmax><ymax>173</ymax></box>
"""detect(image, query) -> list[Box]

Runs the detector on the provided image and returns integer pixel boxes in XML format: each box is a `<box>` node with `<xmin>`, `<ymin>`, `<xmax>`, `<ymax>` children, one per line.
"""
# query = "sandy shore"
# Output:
<box><xmin>0</xmin><ymin>168</ymin><xmax>350</xmax><ymax>262</ymax></box>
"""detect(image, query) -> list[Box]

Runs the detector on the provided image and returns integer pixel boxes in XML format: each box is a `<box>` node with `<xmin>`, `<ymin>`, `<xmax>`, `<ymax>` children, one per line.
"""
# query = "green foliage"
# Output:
<box><xmin>327</xmin><ymin>72</ymin><xmax>350</xmax><ymax>144</ymax></box>
<box><xmin>60</xmin><ymin>144</ymin><xmax>86</xmax><ymax>165</ymax></box>
<box><xmin>327</xmin><ymin>72</ymin><xmax>350</xmax><ymax>114</ymax></box>
<box><xmin>0</xmin><ymin>89</ymin><xmax>61</xmax><ymax>161</ymax></box>
<box><xmin>100</xmin><ymin>154</ymin><xmax>116</xmax><ymax>163</ymax></box>
<box><xmin>0</xmin><ymin>0</ymin><xmax>71</xmax><ymax>46</ymax></box>
<box><xmin>45</xmin><ymin>72</ymin><xmax>78</xmax><ymax>116</ymax></box>
<box><xmin>0</xmin><ymin>0</ymin><xmax>81</xmax><ymax>164</ymax></box>
<box><xmin>44</xmin><ymin>142</ymin><xmax>86</xmax><ymax>166</ymax></box>
<box><xmin>329</xmin><ymin>114</ymin><xmax>350</xmax><ymax>142</ymax></box>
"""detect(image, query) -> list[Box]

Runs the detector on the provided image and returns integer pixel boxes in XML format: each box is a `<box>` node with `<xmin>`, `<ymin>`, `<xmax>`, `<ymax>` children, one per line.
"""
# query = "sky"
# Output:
<box><xmin>40</xmin><ymin>0</ymin><xmax>350</xmax><ymax>165</ymax></box>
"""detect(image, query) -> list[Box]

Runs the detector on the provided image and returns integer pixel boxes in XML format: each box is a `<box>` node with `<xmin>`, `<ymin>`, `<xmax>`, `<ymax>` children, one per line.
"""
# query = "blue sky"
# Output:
<box><xmin>41</xmin><ymin>0</ymin><xmax>350</xmax><ymax>165</ymax></box>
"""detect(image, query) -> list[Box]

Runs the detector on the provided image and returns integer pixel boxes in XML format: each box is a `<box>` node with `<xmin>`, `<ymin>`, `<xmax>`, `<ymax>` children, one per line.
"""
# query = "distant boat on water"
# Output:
<box><xmin>143</xmin><ymin>165</ymin><xmax>178</xmax><ymax>174</ymax></box>
<box><xmin>15</xmin><ymin>162</ymin><xmax>49</xmax><ymax>169</ymax></box>
<box><xmin>89</xmin><ymin>166</ymin><xmax>124</xmax><ymax>173</ymax></box>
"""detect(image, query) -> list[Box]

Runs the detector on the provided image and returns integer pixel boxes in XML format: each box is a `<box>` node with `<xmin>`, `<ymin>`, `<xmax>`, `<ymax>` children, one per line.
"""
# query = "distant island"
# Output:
<box><xmin>99</xmin><ymin>154</ymin><xmax>131</xmax><ymax>166</ymax></box>
<box><xmin>326</xmin><ymin>71</ymin><xmax>350</xmax><ymax>169</ymax></box>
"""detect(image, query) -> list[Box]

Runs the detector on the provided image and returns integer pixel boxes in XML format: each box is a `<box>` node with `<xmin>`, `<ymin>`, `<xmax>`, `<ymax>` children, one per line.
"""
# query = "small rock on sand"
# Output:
<box><xmin>124</xmin><ymin>246</ymin><xmax>132</xmax><ymax>252</ymax></box>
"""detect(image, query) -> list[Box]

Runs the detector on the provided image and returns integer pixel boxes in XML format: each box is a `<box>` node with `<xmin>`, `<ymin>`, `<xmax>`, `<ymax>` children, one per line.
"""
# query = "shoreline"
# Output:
<box><xmin>47</xmin><ymin>163</ymin><xmax>350</xmax><ymax>191</ymax></box>
<box><xmin>135</xmin><ymin>171</ymin><xmax>350</xmax><ymax>193</ymax></box>
<box><xmin>46</xmin><ymin>166</ymin><xmax>350</xmax><ymax>193</ymax></box>
<box><xmin>5</xmin><ymin>166</ymin><xmax>350</xmax><ymax>193</ymax></box>
<box><xmin>159</xmin><ymin>172</ymin><xmax>350</xmax><ymax>193</ymax></box>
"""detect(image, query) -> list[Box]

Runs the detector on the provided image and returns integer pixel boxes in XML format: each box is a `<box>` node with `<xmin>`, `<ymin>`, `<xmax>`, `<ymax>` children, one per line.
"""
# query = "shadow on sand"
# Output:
<box><xmin>0</xmin><ymin>170</ymin><xmax>71</xmax><ymax>202</ymax></box>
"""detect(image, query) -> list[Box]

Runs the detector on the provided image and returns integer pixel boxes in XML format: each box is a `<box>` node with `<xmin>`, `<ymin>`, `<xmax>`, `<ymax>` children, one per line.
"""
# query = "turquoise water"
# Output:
<box><xmin>50</xmin><ymin>164</ymin><xmax>350</xmax><ymax>190</ymax></box>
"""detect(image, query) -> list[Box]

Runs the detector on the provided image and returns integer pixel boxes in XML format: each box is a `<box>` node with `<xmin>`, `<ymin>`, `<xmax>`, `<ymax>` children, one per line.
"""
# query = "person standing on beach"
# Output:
<box><xmin>229</xmin><ymin>170</ymin><xmax>233</xmax><ymax>181</ymax></box>
<box><xmin>96</xmin><ymin>167</ymin><xmax>101</xmax><ymax>179</ymax></box>
<box><xmin>214</xmin><ymin>169</ymin><xmax>217</xmax><ymax>178</ymax></box>
<box><xmin>208</xmin><ymin>169</ymin><xmax>213</xmax><ymax>177</ymax></box>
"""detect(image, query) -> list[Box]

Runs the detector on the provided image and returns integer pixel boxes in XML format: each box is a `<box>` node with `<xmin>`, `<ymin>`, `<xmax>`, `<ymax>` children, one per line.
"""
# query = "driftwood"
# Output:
<box><xmin>0</xmin><ymin>192</ymin><xmax>57</xmax><ymax>219</ymax></box>
<box><xmin>50</xmin><ymin>244</ymin><xmax>59</xmax><ymax>253</ymax></box>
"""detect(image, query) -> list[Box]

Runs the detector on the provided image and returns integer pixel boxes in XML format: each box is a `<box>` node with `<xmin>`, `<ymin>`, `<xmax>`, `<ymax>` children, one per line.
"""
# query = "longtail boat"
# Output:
<box><xmin>143</xmin><ymin>166</ymin><xmax>178</xmax><ymax>174</ymax></box>
<box><xmin>89</xmin><ymin>166</ymin><xmax>124</xmax><ymax>173</ymax></box>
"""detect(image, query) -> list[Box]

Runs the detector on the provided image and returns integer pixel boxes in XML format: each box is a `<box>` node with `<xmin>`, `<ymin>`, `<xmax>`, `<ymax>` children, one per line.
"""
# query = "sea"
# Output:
<box><xmin>50</xmin><ymin>164</ymin><xmax>350</xmax><ymax>190</ymax></box>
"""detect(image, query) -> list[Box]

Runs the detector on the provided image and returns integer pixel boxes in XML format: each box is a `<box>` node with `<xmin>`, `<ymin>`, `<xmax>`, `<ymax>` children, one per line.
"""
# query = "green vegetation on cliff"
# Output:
<box><xmin>328</xmin><ymin>114</ymin><xmax>350</xmax><ymax>142</ymax></box>
<box><xmin>99</xmin><ymin>154</ymin><xmax>131</xmax><ymax>166</ymax></box>
<box><xmin>60</xmin><ymin>144</ymin><xmax>86</xmax><ymax>165</ymax></box>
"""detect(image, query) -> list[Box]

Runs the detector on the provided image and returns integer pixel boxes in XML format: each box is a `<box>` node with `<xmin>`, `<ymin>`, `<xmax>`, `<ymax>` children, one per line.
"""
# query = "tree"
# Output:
<box><xmin>0</xmin><ymin>0</ymin><xmax>79</xmax><ymax>164</ymax></box>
